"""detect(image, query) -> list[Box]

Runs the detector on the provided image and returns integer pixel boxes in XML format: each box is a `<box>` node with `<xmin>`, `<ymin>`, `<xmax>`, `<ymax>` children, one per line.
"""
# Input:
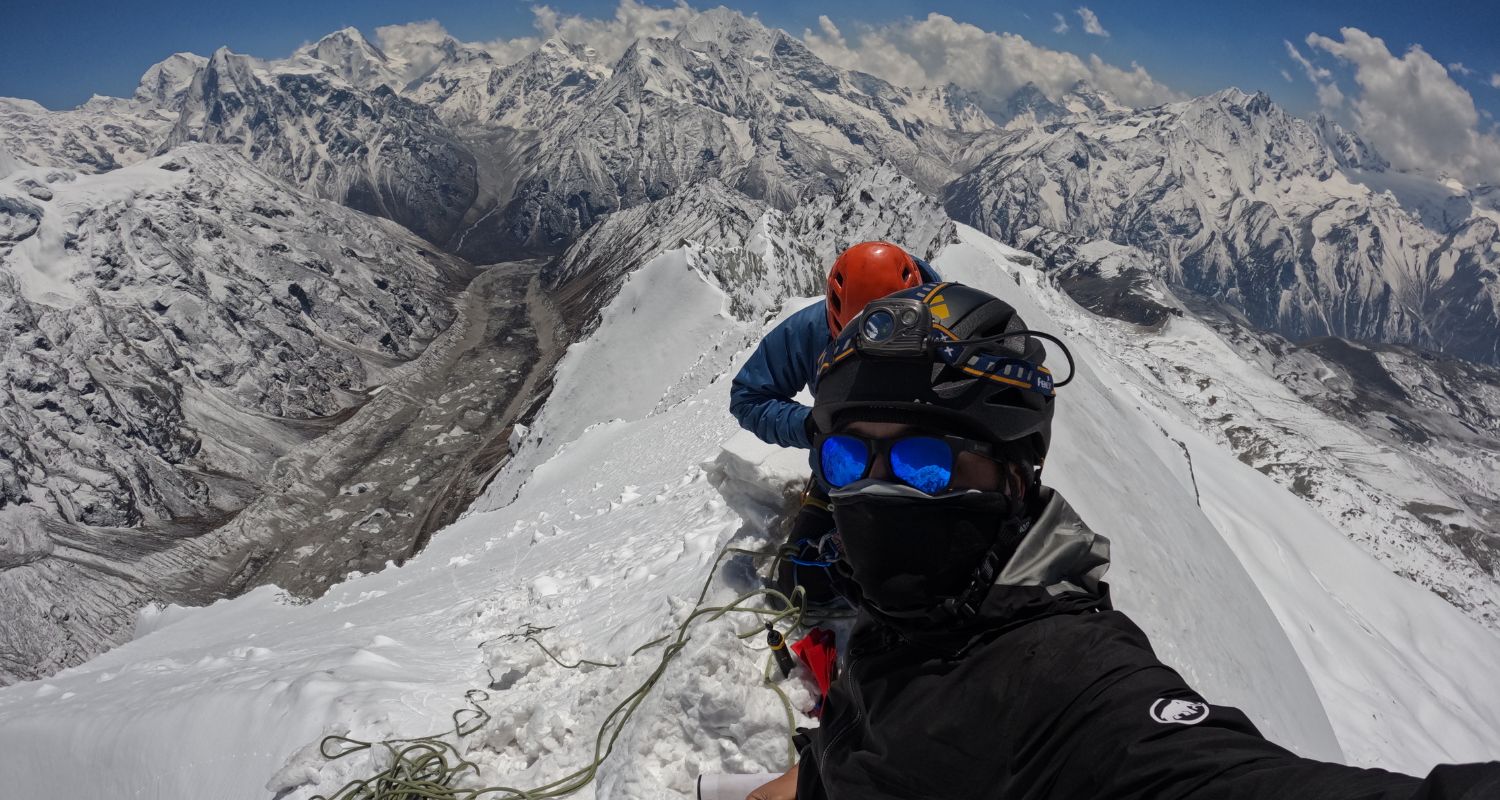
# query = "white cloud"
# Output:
<box><xmin>374</xmin><ymin>20</ymin><xmax>463</xmax><ymax>80</ymax></box>
<box><xmin>1076</xmin><ymin>7</ymin><xmax>1109</xmax><ymax>37</ymax></box>
<box><xmin>513</xmin><ymin>0</ymin><xmax>696</xmax><ymax>63</ymax></box>
<box><xmin>1285</xmin><ymin>39</ymin><xmax>1343</xmax><ymax>110</ymax></box>
<box><xmin>1449</xmin><ymin>62</ymin><xmax>1473</xmax><ymax>76</ymax></box>
<box><xmin>378</xmin><ymin>4</ymin><xmax>1178</xmax><ymax>113</ymax></box>
<box><xmin>1280</xmin><ymin>69</ymin><xmax>1294</xmax><ymax>83</ymax></box>
<box><xmin>1492</xmin><ymin>73</ymin><xmax>1500</xmax><ymax>89</ymax></box>
<box><xmin>803</xmin><ymin>13</ymin><xmax>1180</xmax><ymax>108</ymax></box>
<box><xmin>1308</xmin><ymin>27</ymin><xmax>1500</xmax><ymax>184</ymax></box>
<box><xmin>1285</xmin><ymin>40</ymin><xmax>1329</xmax><ymax>80</ymax></box>
<box><xmin>1052</xmin><ymin>13</ymin><xmax>1070</xmax><ymax>34</ymax></box>
<box><xmin>384</xmin><ymin>1</ymin><xmax>697</xmax><ymax>68</ymax></box>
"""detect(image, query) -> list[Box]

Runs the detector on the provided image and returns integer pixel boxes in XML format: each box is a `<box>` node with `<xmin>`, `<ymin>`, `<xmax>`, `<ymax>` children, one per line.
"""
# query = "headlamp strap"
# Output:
<box><xmin>933</xmin><ymin>331</ymin><xmax>1056</xmax><ymax>397</ymax></box>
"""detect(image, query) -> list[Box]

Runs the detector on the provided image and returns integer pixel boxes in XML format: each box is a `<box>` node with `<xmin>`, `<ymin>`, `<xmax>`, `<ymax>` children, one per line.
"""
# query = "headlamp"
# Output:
<box><xmin>855</xmin><ymin>298</ymin><xmax>932</xmax><ymax>357</ymax></box>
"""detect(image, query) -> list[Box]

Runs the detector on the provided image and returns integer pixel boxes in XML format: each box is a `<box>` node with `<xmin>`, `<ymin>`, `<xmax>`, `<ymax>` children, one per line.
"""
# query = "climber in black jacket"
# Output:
<box><xmin>745</xmin><ymin>282</ymin><xmax>1500</xmax><ymax>800</ymax></box>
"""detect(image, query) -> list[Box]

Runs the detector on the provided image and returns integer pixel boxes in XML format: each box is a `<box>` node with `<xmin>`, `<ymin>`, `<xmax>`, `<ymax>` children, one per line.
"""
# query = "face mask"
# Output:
<box><xmin>829</xmin><ymin>481</ymin><xmax>1025</xmax><ymax>618</ymax></box>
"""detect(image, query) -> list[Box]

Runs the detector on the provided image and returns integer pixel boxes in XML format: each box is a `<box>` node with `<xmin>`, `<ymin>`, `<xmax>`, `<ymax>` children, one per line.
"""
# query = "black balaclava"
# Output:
<box><xmin>829</xmin><ymin>477</ymin><xmax>1030</xmax><ymax>623</ymax></box>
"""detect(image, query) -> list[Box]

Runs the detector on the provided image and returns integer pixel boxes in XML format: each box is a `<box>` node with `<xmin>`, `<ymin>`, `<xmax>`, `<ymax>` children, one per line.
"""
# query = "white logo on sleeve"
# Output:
<box><xmin>1149</xmin><ymin>698</ymin><xmax>1210</xmax><ymax>725</ymax></box>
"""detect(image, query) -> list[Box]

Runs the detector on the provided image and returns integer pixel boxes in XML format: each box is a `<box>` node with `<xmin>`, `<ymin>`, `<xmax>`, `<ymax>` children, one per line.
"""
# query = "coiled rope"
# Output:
<box><xmin>310</xmin><ymin>545</ymin><xmax>819</xmax><ymax>800</ymax></box>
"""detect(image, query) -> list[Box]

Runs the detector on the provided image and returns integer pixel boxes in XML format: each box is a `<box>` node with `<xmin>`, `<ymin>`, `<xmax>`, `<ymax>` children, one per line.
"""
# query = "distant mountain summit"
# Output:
<box><xmin>947</xmin><ymin>86</ymin><xmax>1500</xmax><ymax>365</ymax></box>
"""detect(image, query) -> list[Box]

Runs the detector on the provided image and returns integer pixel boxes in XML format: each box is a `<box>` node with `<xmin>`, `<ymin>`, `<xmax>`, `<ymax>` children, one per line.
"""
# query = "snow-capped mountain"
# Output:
<box><xmin>1314</xmin><ymin>114</ymin><xmax>1388</xmax><ymax>172</ymax></box>
<box><xmin>985</xmin><ymin>82</ymin><xmax>1070</xmax><ymax>128</ymax></box>
<box><xmin>287</xmin><ymin>28</ymin><xmax>408</xmax><ymax>92</ymax></box>
<box><xmin>134</xmin><ymin>52</ymin><xmax>210</xmax><ymax>107</ymax></box>
<box><xmin>0</xmin><ymin>145</ymin><xmax>474</xmax><ymax>684</ymax></box>
<box><xmin>431</xmin><ymin>9</ymin><xmax>994</xmax><ymax>258</ymax></box>
<box><xmin>410</xmin><ymin>37</ymin><xmax>604</xmax><ymax>129</ymax></box>
<box><xmin>947</xmin><ymin>88</ymin><xmax>1500</xmax><ymax>366</ymax></box>
<box><xmin>162</xmin><ymin>47</ymin><xmax>479</xmax><ymax>244</ymax></box>
<box><xmin>11</xmin><ymin>9</ymin><xmax>1492</xmax><ymax>369</ymax></box>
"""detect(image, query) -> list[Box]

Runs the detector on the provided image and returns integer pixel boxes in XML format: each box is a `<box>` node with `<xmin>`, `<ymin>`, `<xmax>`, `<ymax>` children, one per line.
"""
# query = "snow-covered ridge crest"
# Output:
<box><xmin>1008</xmin><ymin>220</ymin><xmax>1500</xmax><ymax>631</ymax></box>
<box><xmin>487</xmin><ymin>162</ymin><xmax>952</xmax><ymax>507</ymax></box>
<box><xmin>543</xmin><ymin>161</ymin><xmax>954</xmax><ymax>336</ymax></box>
<box><xmin>0</xmin><ymin>95</ymin><xmax>172</xmax><ymax>174</ymax></box>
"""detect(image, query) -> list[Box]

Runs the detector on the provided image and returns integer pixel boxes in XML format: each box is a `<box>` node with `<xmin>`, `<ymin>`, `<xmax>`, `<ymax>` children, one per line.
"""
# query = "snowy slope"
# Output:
<box><xmin>1011</xmin><ymin>227</ymin><xmax>1500</xmax><ymax>631</ymax></box>
<box><xmin>7</xmin><ymin>217</ymin><xmax>1500</xmax><ymax>798</ymax></box>
<box><xmin>0</xmin><ymin>95</ymin><xmax>173</xmax><ymax>173</ymax></box>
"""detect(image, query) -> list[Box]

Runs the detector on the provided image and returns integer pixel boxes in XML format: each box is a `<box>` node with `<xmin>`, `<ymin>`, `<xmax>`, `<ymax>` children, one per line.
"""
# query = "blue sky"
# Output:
<box><xmin>4</xmin><ymin>0</ymin><xmax>1499</xmax><ymax>122</ymax></box>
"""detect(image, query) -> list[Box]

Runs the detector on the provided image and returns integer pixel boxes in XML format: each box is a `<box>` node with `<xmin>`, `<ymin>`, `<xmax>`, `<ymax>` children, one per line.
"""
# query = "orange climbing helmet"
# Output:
<box><xmin>825</xmin><ymin>242</ymin><xmax>924</xmax><ymax>336</ymax></box>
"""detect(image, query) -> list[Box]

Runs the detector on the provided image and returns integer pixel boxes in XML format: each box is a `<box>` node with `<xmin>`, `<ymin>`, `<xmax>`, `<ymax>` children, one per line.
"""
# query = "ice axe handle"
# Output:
<box><xmin>697</xmin><ymin>772</ymin><xmax>782</xmax><ymax>800</ymax></box>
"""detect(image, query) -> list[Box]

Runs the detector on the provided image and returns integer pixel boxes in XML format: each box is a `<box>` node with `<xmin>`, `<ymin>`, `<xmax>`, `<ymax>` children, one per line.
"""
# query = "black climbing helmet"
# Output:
<box><xmin>811</xmin><ymin>282</ymin><xmax>1072</xmax><ymax>465</ymax></box>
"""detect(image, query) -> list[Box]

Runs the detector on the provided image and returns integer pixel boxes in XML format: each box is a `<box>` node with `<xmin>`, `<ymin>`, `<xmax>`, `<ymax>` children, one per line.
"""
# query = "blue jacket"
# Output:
<box><xmin>730</xmin><ymin>301</ymin><xmax>829</xmax><ymax>450</ymax></box>
<box><xmin>730</xmin><ymin>259</ymin><xmax>940</xmax><ymax>450</ymax></box>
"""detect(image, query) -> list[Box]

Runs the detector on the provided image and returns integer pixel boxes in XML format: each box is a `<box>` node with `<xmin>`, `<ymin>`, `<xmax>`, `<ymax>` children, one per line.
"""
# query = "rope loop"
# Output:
<box><xmin>311</xmin><ymin>545</ymin><xmax>818</xmax><ymax>800</ymax></box>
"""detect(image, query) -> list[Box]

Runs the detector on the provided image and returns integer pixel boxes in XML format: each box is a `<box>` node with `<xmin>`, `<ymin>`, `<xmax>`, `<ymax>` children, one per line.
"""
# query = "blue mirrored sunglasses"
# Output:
<box><xmin>815</xmin><ymin>433</ymin><xmax>997</xmax><ymax>495</ymax></box>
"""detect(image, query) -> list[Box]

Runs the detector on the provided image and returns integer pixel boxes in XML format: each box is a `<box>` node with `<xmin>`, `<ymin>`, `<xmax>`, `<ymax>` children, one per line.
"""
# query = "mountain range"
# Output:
<box><xmin>1</xmin><ymin>7</ymin><xmax>1496</xmax><ymax>687</ymax></box>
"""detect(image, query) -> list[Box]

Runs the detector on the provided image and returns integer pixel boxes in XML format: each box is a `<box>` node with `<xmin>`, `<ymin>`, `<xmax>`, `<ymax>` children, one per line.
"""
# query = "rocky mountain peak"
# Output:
<box><xmin>1062</xmin><ymin>80</ymin><xmax>1128</xmax><ymax>116</ymax></box>
<box><xmin>1314</xmin><ymin>113</ymin><xmax>1390</xmax><ymax>172</ymax></box>
<box><xmin>291</xmin><ymin>27</ymin><xmax>404</xmax><ymax>90</ymax></box>
<box><xmin>134</xmin><ymin>52</ymin><xmax>208</xmax><ymax>107</ymax></box>
<box><xmin>675</xmin><ymin>6</ymin><xmax>780</xmax><ymax>58</ymax></box>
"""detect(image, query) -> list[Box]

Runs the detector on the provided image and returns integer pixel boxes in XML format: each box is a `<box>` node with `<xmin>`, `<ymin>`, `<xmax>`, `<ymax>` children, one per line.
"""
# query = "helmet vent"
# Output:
<box><xmin>1000</xmin><ymin>317</ymin><xmax>1028</xmax><ymax>357</ymax></box>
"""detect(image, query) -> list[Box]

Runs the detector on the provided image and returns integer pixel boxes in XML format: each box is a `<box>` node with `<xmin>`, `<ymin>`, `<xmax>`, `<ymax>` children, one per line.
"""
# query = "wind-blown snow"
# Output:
<box><xmin>6</xmin><ymin>223</ymin><xmax>1495</xmax><ymax>797</ymax></box>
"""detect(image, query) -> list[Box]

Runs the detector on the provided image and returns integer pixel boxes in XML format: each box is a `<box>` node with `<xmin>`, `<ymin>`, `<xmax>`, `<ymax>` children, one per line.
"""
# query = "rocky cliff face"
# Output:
<box><xmin>162</xmin><ymin>48</ymin><xmax>479</xmax><ymax>244</ymax></box>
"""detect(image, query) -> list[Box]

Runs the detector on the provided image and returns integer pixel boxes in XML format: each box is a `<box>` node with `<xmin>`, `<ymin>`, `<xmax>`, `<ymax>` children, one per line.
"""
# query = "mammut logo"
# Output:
<box><xmin>1149</xmin><ymin>698</ymin><xmax>1210</xmax><ymax>725</ymax></box>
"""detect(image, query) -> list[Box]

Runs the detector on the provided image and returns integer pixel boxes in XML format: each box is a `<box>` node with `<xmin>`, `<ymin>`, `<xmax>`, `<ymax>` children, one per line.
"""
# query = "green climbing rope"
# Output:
<box><xmin>310</xmin><ymin>545</ymin><xmax>812</xmax><ymax>800</ymax></box>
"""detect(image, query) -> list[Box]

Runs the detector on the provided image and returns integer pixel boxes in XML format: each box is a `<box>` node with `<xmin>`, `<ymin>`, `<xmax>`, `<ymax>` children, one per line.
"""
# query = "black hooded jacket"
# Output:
<box><xmin>795</xmin><ymin>490</ymin><xmax>1500</xmax><ymax>800</ymax></box>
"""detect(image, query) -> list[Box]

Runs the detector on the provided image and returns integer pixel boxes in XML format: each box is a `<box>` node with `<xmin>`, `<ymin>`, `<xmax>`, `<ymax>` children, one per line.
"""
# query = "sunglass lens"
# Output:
<box><xmin>890</xmin><ymin>437</ymin><xmax>954</xmax><ymax>494</ymax></box>
<box><xmin>820</xmin><ymin>435</ymin><xmax>870</xmax><ymax>487</ymax></box>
